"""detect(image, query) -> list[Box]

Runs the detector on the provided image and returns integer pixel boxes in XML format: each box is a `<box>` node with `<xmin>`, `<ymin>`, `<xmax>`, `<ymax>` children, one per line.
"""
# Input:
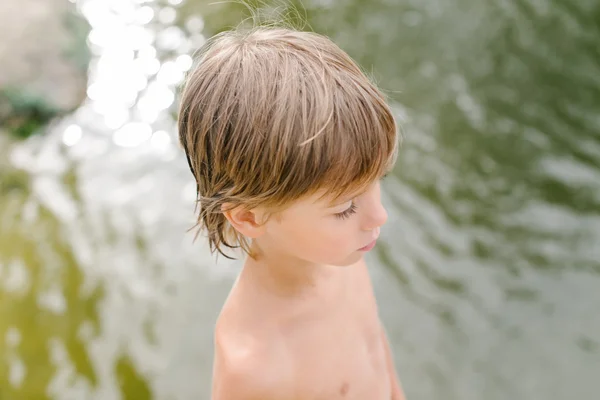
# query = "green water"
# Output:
<box><xmin>1</xmin><ymin>0</ymin><xmax>598</xmax><ymax>399</ymax></box>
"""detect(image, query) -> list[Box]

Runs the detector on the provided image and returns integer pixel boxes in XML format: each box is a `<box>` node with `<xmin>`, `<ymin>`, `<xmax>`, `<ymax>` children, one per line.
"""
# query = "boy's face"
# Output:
<box><xmin>258</xmin><ymin>180</ymin><xmax>387</xmax><ymax>267</ymax></box>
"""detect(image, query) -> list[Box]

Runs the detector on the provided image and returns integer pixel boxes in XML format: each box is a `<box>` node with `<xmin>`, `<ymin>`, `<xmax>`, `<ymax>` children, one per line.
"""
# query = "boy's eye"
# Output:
<box><xmin>334</xmin><ymin>203</ymin><xmax>357</xmax><ymax>220</ymax></box>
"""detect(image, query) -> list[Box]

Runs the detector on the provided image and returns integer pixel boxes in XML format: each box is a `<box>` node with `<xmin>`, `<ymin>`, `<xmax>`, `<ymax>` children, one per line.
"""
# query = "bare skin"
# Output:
<box><xmin>212</xmin><ymin>259</ymin><xmax>404</xmax><ymax>399</ymax></box>
<box><xmin>211</xmin><ymin>182</ymin><xmax>406</xmax><ymax>399</ymax></box>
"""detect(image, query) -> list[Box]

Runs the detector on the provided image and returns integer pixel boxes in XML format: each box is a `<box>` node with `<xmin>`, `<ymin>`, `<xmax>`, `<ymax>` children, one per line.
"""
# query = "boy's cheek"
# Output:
<box><xmin>268</xmin><ymin>218</ymin><xmax>356</xmax><ymax>256</ymax></box>
<box><xmin>279</xmin><ymin>228</ymin><xmax>341</xmax><ymax>257</ymax></box>
<box><xmin>311</xmin><ymin>228</ymin><xmax>357</xmax><ymax>255</ymax></box>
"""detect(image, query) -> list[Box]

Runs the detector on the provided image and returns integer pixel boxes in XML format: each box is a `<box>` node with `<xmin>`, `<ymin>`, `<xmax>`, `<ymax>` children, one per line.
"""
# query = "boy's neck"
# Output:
<box><xmin>240</xmin><ymin>246</ymin><xmax>340</xmax><ymax>298</ymax></box>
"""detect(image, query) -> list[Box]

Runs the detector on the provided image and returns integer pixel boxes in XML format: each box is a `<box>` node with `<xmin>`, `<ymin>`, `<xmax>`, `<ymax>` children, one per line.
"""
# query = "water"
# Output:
<box><xmin>1</xmin><ymin>0</ymin><xmax>598</xmax><ymax>399</ymax></box>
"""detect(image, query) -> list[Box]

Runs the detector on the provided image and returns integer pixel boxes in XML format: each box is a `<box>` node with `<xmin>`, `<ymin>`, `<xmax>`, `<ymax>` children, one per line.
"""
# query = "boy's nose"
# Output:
<box><xmin>362</xmin><ymin>202</ymin><xmax>388</xmax><ymax>231</ymax></box>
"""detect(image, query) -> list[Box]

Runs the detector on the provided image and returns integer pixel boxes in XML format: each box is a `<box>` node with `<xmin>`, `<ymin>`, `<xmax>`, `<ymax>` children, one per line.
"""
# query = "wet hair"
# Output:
<box><xmin>178</xmin><ymin>26</ymin><xmax>398</xmax><ymax>258</ymax></box>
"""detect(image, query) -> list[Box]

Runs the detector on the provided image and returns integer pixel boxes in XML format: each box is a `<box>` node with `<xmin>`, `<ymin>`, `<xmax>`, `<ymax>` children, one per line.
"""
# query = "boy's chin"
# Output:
<box><xmin>326</xmin><ymin>251</ymin><xmax>364</xmax><ymax>267</ymax></box>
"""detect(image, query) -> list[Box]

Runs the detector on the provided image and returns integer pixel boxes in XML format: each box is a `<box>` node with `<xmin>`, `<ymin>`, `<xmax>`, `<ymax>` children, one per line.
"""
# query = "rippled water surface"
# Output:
<box><xmin>1</xmin><ymin>0</ymin><xmax>599</xmax><ymax>399</ymax></box>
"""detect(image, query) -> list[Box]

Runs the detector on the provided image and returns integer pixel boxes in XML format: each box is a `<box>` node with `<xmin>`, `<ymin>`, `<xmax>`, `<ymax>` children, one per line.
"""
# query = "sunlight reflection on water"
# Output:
<box><xmin>78</xmin><ymin>0</ymin><xmax>196</xmax><ymax>151</ymax></box>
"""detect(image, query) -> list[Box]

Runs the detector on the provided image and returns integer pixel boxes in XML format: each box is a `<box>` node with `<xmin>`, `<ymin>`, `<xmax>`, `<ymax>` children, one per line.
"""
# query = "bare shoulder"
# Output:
<box><xmin>211</xmin><ymin>312</ymin><xmax>292</xmax><ymax>400</ymax></box>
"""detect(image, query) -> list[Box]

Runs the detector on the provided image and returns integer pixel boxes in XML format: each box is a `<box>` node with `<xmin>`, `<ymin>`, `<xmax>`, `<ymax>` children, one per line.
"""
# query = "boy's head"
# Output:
<box><xmin>178</xmin><ymin>27</ymin><xmax>398</xmax><ymax>263</ymax></box>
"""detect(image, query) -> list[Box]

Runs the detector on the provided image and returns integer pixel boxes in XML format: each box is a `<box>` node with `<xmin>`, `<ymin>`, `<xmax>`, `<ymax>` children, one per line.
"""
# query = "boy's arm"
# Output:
<box><xmin>211</xmin><ymin>364</ymin><xmax>282</xmax><ymax>400</ymax></box>
<box><xmin>211</xmin><ymin>336</ymin><xmax>290</xmax><ymax>400</ymax></box>
<box><xmin>381</xmin><ymin>325</ymin><xmax>406</xmax><ymax>400</ymax></box>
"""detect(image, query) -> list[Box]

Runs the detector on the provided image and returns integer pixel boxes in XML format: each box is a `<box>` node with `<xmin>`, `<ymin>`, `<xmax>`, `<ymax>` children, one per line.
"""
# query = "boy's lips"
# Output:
<box><xmin>359</xmin><ymin>228</ymin><xmax>380</xmax><ymax>251</ymax></box>
<box><xmin>358</xmin><ymin>239</ymin><xmax>377</xmax><ymax>252</ymax></box>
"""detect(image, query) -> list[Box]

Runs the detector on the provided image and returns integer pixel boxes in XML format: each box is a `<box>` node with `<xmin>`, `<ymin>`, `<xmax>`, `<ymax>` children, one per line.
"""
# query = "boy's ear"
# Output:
<box><xmin>221</xmin><ymin>204</ymin><xmax>267</xmax><ymax>238</ymax></box>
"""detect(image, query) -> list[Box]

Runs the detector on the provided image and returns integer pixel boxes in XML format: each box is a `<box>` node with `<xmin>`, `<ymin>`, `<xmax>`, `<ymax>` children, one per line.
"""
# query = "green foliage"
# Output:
<box><xmin>0</xmin><ymin>88</ymin><xmax>58</xmax><ymax>138</ymax></box>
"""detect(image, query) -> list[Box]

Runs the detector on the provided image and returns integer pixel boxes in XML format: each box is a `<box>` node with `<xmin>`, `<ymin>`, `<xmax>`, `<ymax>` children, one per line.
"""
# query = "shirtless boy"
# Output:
<box><xmin>178</xmin><ymin>26</ymin><xmax>405</xmax><ymax>400</ymax></box>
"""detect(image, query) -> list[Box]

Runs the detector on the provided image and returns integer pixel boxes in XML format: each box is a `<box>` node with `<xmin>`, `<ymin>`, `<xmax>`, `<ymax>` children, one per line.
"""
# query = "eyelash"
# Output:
<box><xmin>334</xmin><ymin>203</ymin><xmax>357</xmax><ymax>220</ymax></box>
<box><xmin>332</xmin><ymin>175</ymin><xmax>390</xmax><ymax>220</ymax></box>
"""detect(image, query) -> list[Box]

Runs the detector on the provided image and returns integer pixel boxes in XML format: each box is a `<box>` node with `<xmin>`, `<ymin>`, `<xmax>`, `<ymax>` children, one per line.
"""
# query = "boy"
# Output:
<box><xmin>178</xmin><ymin>26</ymin><xmax>405</xmax><ymax>400</ymax></box>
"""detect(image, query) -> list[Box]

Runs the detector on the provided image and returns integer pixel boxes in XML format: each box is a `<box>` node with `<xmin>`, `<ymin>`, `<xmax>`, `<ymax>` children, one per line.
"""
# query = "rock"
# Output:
<box><xmin>0</xmin><ymin>0</ymin><xmax>90</xmax><ymax>138</ymax></box>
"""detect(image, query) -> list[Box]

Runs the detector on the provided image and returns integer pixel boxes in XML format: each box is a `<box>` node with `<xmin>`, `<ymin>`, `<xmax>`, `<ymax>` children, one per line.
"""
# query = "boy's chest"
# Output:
<box><xmin>287</xmin><ymin>322</ymin><xmax>390</xmax><ymax>399</ymax></box>
<box><xmin>279</xmin><ymin>278</ymin><xmax>391</xmax><ymax>399</ymax></box>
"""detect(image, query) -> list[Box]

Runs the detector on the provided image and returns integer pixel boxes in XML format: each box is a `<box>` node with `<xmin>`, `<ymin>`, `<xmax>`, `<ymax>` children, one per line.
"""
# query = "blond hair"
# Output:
<box><xmin>178</xmin><ymin>26</ymin><xmax>398</xmax><ymax>259</ymax></box>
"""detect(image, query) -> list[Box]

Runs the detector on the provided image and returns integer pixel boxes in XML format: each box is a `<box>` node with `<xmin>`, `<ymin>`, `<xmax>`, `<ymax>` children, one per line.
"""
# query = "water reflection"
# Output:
<box><xmin>62</xmin><ymin>125</ymin><xmax>83</xmax><ymax>147</ymax></box>
<box><xmin>81</xmin><ymin>0</ymin><xmax>196</xmax><ymax>149</ymax></box>
<box><xmin>1</xmin><ymin>0</ymin><xmax>599</xmax><ymax>399</ymax></box>
<box><xmin>0</xmin><ymin>197</ymin><xmax>102</xmax><ymax>400</ymax></box>
<box><xmin>1</xmin><ymin>0</ymin><xmax>223</xmax><ymax>398</ymax></box>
